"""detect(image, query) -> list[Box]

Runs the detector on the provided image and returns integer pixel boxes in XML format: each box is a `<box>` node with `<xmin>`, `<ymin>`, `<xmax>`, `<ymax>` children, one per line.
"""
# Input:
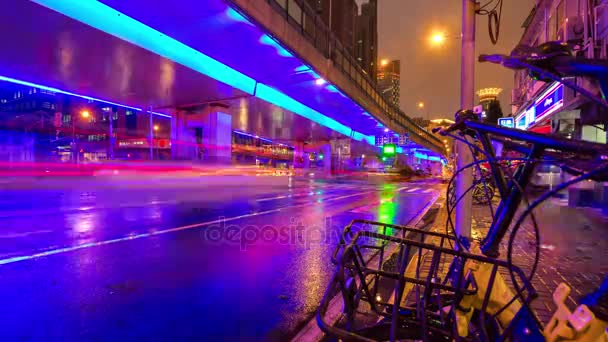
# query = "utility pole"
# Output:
<box><xmin>454</xmin><ymin>0</ymin><xmax>476</xmax><ymax>242</ymax></box>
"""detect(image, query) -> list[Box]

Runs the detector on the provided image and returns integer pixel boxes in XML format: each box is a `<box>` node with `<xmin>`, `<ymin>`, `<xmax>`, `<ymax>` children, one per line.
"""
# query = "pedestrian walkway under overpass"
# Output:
<box><xmin>0</xmin><ymin>0</ymin><xmax>444</xmax><ymax>171</ymax></box>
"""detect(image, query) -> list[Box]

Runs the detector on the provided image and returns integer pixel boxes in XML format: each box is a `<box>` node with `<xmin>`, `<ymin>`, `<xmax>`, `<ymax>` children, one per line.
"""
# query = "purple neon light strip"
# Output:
<box><xmin>0</xmin><ymin>75</ymin><xmax>171</xmax><ymax>118</ymax></box>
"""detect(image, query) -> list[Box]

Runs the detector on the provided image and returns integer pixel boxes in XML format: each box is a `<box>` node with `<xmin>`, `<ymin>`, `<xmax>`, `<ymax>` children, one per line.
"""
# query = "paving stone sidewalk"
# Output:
<box><xmin>416</xmin><ymin>195</ymin><xmax>608</xmax><ymax>325</ymax></box>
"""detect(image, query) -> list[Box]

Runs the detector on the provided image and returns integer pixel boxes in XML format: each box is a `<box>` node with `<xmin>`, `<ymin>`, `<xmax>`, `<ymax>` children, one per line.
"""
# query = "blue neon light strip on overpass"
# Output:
<box><xmin>31</xmin><ymin>0</ymin><xmax>375</xmax><ymax>145</ymax></box>
<box><xmin>256</xmin><ymin>84</ymin><xmax>374</xmax><ymax>144</ymax></box>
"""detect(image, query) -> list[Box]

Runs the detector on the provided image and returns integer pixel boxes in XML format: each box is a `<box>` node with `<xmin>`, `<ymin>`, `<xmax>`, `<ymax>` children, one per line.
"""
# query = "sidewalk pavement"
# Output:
<box><xmin>418</xmin><ymin>192</ymin><xmax>608</xmax><ymax>325</ymax></box>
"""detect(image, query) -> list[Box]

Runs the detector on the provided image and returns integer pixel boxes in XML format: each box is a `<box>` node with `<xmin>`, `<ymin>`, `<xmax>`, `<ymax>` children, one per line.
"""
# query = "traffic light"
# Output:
<box><xmin>382</xmin><ymin>144</ymin><xmax>396</xmax><ymax>157</ymax></box>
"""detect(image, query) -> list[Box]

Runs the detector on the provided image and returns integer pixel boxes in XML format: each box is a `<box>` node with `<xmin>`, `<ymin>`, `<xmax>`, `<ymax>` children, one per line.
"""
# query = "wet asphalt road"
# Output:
<box><xmin>0</xmin><ymin>175</ymin><xmax>441</xmax><ymax>340</ymax></box>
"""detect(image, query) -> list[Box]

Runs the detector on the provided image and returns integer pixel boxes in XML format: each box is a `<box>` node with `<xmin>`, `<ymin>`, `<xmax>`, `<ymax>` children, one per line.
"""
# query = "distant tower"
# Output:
<box><xmin>377</xmin><ymin>60</ymin><xmax>400</xmax><ymax>108</ymax></box>
<box><xmin>476</xmin><ymin>88</ymin><xmax>503</xmax><ymax>123</ymax></box>
<box><xmin>355</xmin><ymin>0</ymin><xmax>378</xmax><ymax>79</ymax></box>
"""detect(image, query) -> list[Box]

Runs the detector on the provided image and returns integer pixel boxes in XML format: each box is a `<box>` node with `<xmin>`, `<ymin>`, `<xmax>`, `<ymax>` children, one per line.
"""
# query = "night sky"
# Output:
<box><xmin>374</xmin><ymin>0</ymin><xmax>534</xmax><ymax>119</ymax></box>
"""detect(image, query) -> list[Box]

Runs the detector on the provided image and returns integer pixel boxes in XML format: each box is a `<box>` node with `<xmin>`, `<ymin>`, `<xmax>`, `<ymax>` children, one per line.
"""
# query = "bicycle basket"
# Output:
<box><xmin>317</xmin><ymin>219</ymin><xmax>538</xmax><ymax>341</ymax></box>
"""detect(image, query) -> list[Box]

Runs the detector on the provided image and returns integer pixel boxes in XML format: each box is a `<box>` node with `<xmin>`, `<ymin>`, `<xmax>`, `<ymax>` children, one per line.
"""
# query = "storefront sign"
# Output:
<box><xmin>514</xmin><ymin>103</ymin><xmax>534</xmax><ymax>130</ymax></box>
<box><xmin>498</xmin><ymin>117</ymin><xmax>514</xmax><ymax>128</ymax></box>
<box><xmin>117</xmin><ymin>139</ymin><xmax>170</xmax><ymax>149</ymax></box>
<box><xmin>534</xmin><ymin>83</ymin><xmax>564</xmax><ymax>123</ymax></box>
<box><xmin>118</xmin><ymin>139</ymin><xmax>148</xmax><ymax>148</ymax></box>
<box><xmin>524</xmin><ymin>104</ymin><xmax>535</xmax><ymax>128</ymax></box>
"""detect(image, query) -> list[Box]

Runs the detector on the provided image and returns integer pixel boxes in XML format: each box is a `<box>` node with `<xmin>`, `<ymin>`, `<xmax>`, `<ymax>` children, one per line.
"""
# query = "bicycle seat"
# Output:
<box><xmin>510</xmin><ymin>41</ymin><xmax>572</xmax><ymax>60</ymax></box>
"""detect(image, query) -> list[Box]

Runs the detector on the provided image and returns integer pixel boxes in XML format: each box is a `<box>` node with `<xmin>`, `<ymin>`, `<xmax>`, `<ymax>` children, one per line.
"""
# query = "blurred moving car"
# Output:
<box><xmin>530</xmin><ymin>163</ymin><xmax>561</xmax><ymax>190</ymax></box>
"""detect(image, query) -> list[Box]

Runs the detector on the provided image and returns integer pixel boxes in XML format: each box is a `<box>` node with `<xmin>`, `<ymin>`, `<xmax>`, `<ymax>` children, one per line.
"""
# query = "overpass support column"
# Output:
<box><xmin>321</xmin><ymin>143</ymin><xmax>332</xmax><ymax>174</ymax></box>
<box><xmin>171</xmin><ymin>105</ymin><xmax>232</xmax><ymax>163</ymax></box>
<box><xmin>202</xmin><ymin>108</ymin><xmax>232</xmax><ymax>164</ymax></box>
<box><xmin>293</xmin><ymin>142</ymin><xmax>310</xmax><ymax>169</ymax></box>
<box><xmin>171</xmin><ymin>110</ymin><xmax>197</xmax><ymax>161</ymax></box>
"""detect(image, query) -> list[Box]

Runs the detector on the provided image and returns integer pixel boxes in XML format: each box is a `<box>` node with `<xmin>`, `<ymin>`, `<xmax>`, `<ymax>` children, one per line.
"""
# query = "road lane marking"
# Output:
<box><xmin>0</xmin><ymin>189</ymin><xmax>381</xmax><ymax>266</ymax></box>
<box><xmin>256</xmin><ymin>195</ymin><xmax>289</xmax><ymax>202</ymax></box>
<box><xmin>0</xmin><ymin>229</ymin><xmax>54</xmax><ymax>239</ymax></box>
<box><xmin>255</xmin><ymin>186</ymin><xmax>365</xmax><ymax>202</ymax></box>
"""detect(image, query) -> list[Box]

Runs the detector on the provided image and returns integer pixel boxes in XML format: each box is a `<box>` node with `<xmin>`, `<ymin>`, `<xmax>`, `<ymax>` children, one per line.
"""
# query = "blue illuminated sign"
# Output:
<box><xmin>515</xmin><ymin>114</ymin><xmax>526</xmax><ymax>129</ymax></box>
<box><xmin>534</xmin><ymin>83</ymin><xmax>564</xmax><ymax>122</ymax></box>
<box><xmin>498</xmin><ymin>117</ymin><xmax>514</xmax><ymax>128</ymax></box>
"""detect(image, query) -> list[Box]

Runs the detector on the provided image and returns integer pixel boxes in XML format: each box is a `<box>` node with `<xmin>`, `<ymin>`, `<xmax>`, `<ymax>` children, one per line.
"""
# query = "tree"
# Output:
<box><xmin>485</xmin><ymin>100</ymin><xmax>503</xmax><ymax>124</ymax></box>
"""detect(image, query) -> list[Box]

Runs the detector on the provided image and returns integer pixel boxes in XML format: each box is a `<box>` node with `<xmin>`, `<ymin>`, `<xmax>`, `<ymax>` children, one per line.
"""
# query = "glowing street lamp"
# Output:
<box><xmin>153</xmin><ymin>124</ymin><xmax>160</xmax><ymax>131</ymax></box>
<box><xmin>417</xmin><ymin>102</ymin><xmax>425</xmax><ymax>109</ymax></box>
<box><xmin>380</xmin><ymin>59</ymin><xmax>389</xmax><ymax>67</ymax></box>
<box><xmin>430</xmin><ymin>32</ymin><xmax>447</xmax><ymax>46</ymax></box>
<box><xmin>72</xmin><ymin>110</ymin><xmax>91</xmax><ymax>163</ymax></box>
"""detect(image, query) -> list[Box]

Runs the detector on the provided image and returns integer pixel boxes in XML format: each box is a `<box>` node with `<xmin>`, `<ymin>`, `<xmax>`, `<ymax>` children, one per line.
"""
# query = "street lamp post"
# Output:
<box><xmin>153</xmin><ymin>124</ymin><xmax>159</xmax><ymax>160</ymax></box>
<box><xmin>72</xmin><ymin>110</ymin><xmax>90</xmax><ymax>163</ymax></box>
<box><xmin>426</xmin><ymin>4</ymin><xmax>476</xmax><ymax>242</ymax></box>
<box><xmin>454</xmin><ymin>0</ymin><xmax>476</xmax><ymax>241</ymax></box>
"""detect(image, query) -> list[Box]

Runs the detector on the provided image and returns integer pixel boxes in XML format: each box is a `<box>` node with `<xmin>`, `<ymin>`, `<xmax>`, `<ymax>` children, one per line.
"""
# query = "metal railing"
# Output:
<box><xmin>263</xmin><ymin>0</ymin><xmax>444</xmax><ymax>152</ymax></box>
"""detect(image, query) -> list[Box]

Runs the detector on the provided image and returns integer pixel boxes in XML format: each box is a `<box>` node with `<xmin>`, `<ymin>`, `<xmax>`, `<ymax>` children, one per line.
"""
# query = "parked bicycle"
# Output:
<box><xmin>317</xmin><ymin>41</ymin><xmax>608</xmax><ymax>341</ymax></box>
<box><xmin>448</xmin><ymin>165</ymin><xmax>496</xmax><ymax>206</ymax></box>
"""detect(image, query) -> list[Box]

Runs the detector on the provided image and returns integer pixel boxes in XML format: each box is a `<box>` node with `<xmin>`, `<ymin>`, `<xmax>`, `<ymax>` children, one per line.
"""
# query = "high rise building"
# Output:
<box><xmin>305</xmin><ymin>0</ymin><xmax>358</xmax><ymax>55</ymax></box>
<box><xmin>355</xmin><ymin>0</ymin><xmax>378</xmax><ymax>78</ymax></box>
<box><xmin>377</xmin><ymin>60</ymin><xmax>400</xmax><ymax>108</ymax></box>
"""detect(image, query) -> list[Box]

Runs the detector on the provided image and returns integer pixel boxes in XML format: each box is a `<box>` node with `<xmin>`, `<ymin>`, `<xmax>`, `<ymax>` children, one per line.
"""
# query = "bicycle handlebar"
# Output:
<box><xmin>479</xmin><ymin>53</ymin><xmax>608</xmax><ymax>76</ymax></box>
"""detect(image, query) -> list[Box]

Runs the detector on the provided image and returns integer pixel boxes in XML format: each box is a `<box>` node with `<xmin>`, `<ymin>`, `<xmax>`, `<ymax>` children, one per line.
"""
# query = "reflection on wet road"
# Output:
<box><xmin>0</xmin><ymin>176</ymin><xmax>440</xmax><ymax>339</ymax></box>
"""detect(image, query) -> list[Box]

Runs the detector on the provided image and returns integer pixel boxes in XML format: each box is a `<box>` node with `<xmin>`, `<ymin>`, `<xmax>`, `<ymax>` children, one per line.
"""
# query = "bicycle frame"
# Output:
<box><xmin>454</xmin><ymin>120</ymin><xmax>608</xmax><ymax>258</ymax></box>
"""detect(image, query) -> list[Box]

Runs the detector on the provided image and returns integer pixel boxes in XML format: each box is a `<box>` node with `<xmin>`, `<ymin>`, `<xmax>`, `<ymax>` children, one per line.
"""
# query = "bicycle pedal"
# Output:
<box><xmin>568</xmin><ymin>305</ymin><xmax>594</xmax><ymax>332</ymax></box>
